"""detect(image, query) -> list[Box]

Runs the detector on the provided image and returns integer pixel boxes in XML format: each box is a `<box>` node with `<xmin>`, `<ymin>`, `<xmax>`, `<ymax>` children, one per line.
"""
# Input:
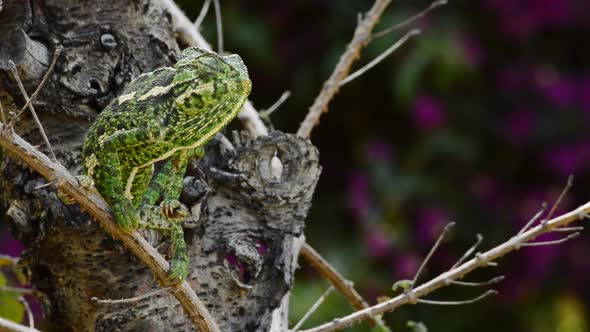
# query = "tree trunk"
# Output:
<box><xmin>0</xmin><ymin>1</ymin><xmax>321</xmax><ymax>331</ymax></box>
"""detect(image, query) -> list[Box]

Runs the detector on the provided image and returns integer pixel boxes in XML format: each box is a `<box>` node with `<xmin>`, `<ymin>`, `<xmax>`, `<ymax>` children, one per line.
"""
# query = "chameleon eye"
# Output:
<box><xmin>196</xmin><ymin>55</ymin><xmax>222</xmax><ymax>72</ymax></box>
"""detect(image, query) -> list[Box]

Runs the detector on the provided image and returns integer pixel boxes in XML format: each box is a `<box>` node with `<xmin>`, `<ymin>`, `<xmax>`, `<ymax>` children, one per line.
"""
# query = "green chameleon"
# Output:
<box><xmin>79</xmin><ymin>47</ymin><xmax>251</xmax><ymax>281</ymax></box>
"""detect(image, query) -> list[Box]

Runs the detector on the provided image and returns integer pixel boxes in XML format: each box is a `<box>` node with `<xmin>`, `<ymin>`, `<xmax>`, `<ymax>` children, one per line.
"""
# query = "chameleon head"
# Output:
<box><xmin>173</xmin><ymin>47</ymin><xmax>251</xmax><ymax>97</ymax></box>
<box><xmin>170</xmin><ymin>47</ymin><xmax>252</xmax><ymax>145</ymax></box>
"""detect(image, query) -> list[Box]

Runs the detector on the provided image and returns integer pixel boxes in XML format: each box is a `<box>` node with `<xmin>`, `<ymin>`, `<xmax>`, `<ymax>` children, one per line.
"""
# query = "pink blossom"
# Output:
<box><xmin>415</xmin><ymin>207</ymin><xmax>447</xmax><ymax>246</ymax></box>
<box><xmin>347</xmin><ymin>171</ymin><xmax>371</xmax><ymax>220</ymax></box>
<box><xmin>366</xmin><ymin>139</ymin><xmax>393</xmax><ymax>162</ymax></box>
<box><xmin>500</xmin><ymin>109</ymin><xmax>536</xmax><ymax>143</ymax></box>
<box><xmin>363</xmin><ymin>227</ymin><xmax>392</xmax><ymax>260</ymax></box>
<box><xmin>412</xmin><ymin>95</ymin><xmax>447</xmax><ymax>130</ymax></box>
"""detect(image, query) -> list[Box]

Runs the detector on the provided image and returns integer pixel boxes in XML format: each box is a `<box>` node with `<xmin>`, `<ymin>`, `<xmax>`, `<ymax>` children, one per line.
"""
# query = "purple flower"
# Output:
<box><xmin>500</xmin><ymin>109</ymin><xmax>536</xmax><ymax>143</ymax></box>
<box><xmin>412</xmin><ymin>96</ymin><xmax>446</xmax><ymax>130</ymax></box>
<box><xmin>544</xmin><ymin>145</ymin><xmax>575</xmax><ymax>176</ymax></box>
<box><xmin>486</xmin><ymin>0</ymin><xmax>573</xmax><ymax>39</ymax></box>
<box><xmin>580</xmin><ymin>76</ymin><xmax>590</xmax><ymax>115</ymax></box>
<box><xmin>347</xmin><ymin>171</ymin><xmax>371</xmax><ymax>220</ymax></box>
<box><xmin>534</xmin><ymin>70</ymin><xmax>576</xmax><ymax>108</ymax></box>
<box><xmin>516</xmin><ymin>190</ymin><xmax>547</xmax><ymax>227</ymax></box>
<box><xmin>366</xmin><ymin>139</ymin><xmax>393</xmax><ymax>162</ymax></box>
<box><xmin>0</xmin><ymin>233</ymin><xmax>25</xmax><ymax>257</ymax></box>
<box><xmin>567</xmin><ymin>242</ymin><xmax>590</xmax><ymax>291</ymax></box>
<box><xmin>460</xmin><ymin>33</ymin><xmax>486</xmax><ymax>67</ymax></box>
<box><xmin>469</xmin><ymin>175</ymin><xmax>503</xmax><ymax>210</ymax></box>
<box><xmin>521</xmin><ymin>235</ymin><xmax>561</xmax><ymax>279</ymax></box>
<box><xmin>363</xmin><ymin>227</ymin><xmax>392</xmax><ymax>260</ymax></box>
<box><xmin>392</xmin><ymin>253</ymin><xmax>420</xmax><ymax>279</ymax></box>
<box><xmin>543</xmin><ymin>144</ymin><xmax>586</xmax><ymax>177</ymax></box>
<box><xmin>496</xmin><ymin>65</ymin><xmax>532</xmax><ymax>94</ymax></box>
<box><xmin>415</xmin><ymin>207</ymin><xmax>447</xmax><ymax>247</ymax></box>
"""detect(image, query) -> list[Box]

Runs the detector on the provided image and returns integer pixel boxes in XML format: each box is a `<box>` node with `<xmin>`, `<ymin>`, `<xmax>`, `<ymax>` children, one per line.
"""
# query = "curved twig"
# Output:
<box><xmin>296</xmin><ymin>0</ymin><xmax>393</xmax><ymax>139</ymax></box>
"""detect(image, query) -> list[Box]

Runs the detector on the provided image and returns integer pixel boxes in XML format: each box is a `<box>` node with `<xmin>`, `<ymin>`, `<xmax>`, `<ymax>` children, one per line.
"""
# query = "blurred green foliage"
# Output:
<box><xmin>0</xmin><ymin>272</ymin><xmax>24</xmax><ymax>324</ymax></box>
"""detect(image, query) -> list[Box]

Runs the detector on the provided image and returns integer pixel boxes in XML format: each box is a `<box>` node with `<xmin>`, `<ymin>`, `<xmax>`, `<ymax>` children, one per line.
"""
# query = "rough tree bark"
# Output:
<box><xmin>0</xmin><ymin>1</ymin><xmax>321</xmax><ymax>331</ymax></box>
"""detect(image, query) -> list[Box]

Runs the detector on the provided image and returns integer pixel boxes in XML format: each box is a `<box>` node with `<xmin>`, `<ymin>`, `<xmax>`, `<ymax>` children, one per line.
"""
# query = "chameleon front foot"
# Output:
<box><xmin>57</xmin><ymin>175</ymin><xmax>97</xmax><ymax>205</ymax></box>
<box><xmin>113</xmin><ymin>200</ymin><xmax>140</xmax><ymax>231</ymax></box>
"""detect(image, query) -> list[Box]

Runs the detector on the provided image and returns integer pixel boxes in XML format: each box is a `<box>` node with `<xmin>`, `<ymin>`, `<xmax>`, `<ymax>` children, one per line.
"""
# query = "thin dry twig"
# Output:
<box><xmin>299</xmin><ymin>243</ymin><xmax>383</xmax><ymax>327</ymax></box>
<box><xmin>372</xmin><ymin>0</ymin><xmax>448</xmax><ymax>40</ymax></box>
<box><xmin>300</xmin><ymin>201</ymin><xmax>590</xmax><ymax>332</ymax></box>
<box><xmin>260</xmin><ymin>91</ymin><xmax>291</xmax><ymax>118</ymax></box>
<box><xmin>517</xmin><ymin>203</ymin><xmax>547</xmax><ymax>236</ymax></box>
<box><xmin>33</xmin><ymin>180</ymin><xmax>57</xmax><ymax>190</ymax></box>
<box><xmin>212</xmin><ymin>0</ymin><xmax>223</xmax><ymax>54</ymax></box>
<box><xmin>0</xmin><ymin>316</ymin><xmax>40</xmax><ymax>332</ymax></box>
<box><xmin>553</xmin><ymin>226</ymin><xmax>584</xmax><ymax>232</ymax></box>
<box><xmin>292</xmin><ymin>286</ymin><xmax>334</xmax><ymax>331</ymax></box>
<box><xmin>521</xmin><ymin>232</ymin><xmax>580</xmax><ymax>247</ymax></box>
<box><xmin>91</xmin><ymin>287</ymin><xmax>170</xmax><ymax>305</ymax></box>
<box><xmin>451</xmin><ymin>234</ymin><xmax>482</xmax><ymax>269</ymax></box>
<box><xmin>19</xmin><ymin>296</ymin><xmax>34</xmax><ymax>329</ymax></box>
<box><xmin>296</xmin><ymin>0</ymin><xmax>393</xmax><ymax>139</ymax></box>
<box><xmin>0</xmin><ymin>96</ymin><xmax>7</xmax><ymax>125</ymax></box>
<box><xmin>13</xmin><ymin>45</ymin><xmax>63</xmax><ymax>122</ymax></box>
<box><xmin>194</xmin><ymin>0</ymin><xmax>211</xmax><ymax>29</ymax></box>
<box><xmin>417</xmin><ymin>289</ymin><xmax>497</xmax><ymax>305</ymax></box>
<box><xmin>0</xmin><ymin>123</ymin><xmax>220</xmax><ymax>332</ymax></box>
<box><xmin>340</xmin><ymin>29</ymin><xmax>420</xmax><ymax>86</ymax></box>
<box><xmin>412</xmin><ymin>222</ymin><xmax>455</xmax><ymax>288</ymax></box>
<box><xmin>546</xmin><ymin>175</ymin><xmax>574</xmax><ymax>221</ymax></box>
<box><xmin>449</xmin><ymin>276</ymin><xmax>505</xmax><ymax>287</ymax></box>
<box><xmin>8</xmin><ymin>61</ymin><xmax>58</xmax><ymax>162</ymax></box>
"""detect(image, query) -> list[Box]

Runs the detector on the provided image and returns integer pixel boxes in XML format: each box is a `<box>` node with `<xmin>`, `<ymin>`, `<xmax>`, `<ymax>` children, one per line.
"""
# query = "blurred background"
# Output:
<box><xmin>2</xmin><ymin>0</ymin><xmax>590</xmax><ymax>331</ymax></box>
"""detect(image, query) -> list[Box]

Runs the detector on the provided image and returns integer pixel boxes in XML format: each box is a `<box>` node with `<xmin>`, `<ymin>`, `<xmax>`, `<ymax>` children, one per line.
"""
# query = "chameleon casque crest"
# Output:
<box><xmin>80</xmin><ymin>47</ymin><xmax>251</xmax><ymax>281</ymax></box>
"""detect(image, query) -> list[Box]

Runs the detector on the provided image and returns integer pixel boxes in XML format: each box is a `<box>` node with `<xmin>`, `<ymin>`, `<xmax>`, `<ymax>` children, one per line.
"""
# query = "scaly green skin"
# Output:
<box><xmin>81</xmin><ymin>47</ymin><xmax>251</xmax><ymax>282</ymax></box>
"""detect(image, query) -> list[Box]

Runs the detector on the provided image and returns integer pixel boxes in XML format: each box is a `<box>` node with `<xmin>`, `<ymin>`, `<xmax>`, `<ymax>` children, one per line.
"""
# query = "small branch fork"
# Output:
<box><xmin>296</xmin><ymin>0</ymin><xmax>392</xmax><ymax>139</ymax></box>
<box><xmin>302</xmin><ymin>178</ymin><xmax>586</xmax><ymax>332</ymax></box>
<box><xmin>299</xmin><ymin>244</ymin><xmax>385</xmax><ymax>328</ymax></box>
<box><xmin>296</xmin><ymin>0</ymin><xmax>446</xmax><ymax>139</ymax></box>
<box><xmin>292</xmin><ymin>286</ymin><xmax>334</xmax><ymax>331</ymax></box>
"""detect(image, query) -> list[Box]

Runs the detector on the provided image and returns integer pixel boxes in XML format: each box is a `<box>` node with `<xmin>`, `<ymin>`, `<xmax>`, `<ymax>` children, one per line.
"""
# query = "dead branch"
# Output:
<box><xmin>0</xmin><ymin>124</ymin><xmax>220</xmax><ymax>332</ymax></box>
<box><xmin>300</xmin><ymin>201</ymin><xmax>590</xmax><ymax>332</ymax></box>
<box><xmin>300</xmin><ymin>243</ymin><xmax>384</xmax><ymax>327</ymax></box>
<box><xmin>296</xmin><ymin>0</ymin><xmax>392</xmax><ymax>138</ymax></box>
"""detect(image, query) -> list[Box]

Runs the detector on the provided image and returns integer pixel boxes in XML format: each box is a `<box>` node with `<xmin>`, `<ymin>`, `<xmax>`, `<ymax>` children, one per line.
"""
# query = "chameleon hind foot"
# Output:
<box><xmin>168</xmin><ymin>223</ymin><xmax>189</xmax><ymax>282</ymax></box>
<box><xmin>138</xmin><ymin>205</ymin><xmax>189</xmax><ymax>282</ymax></box>
<box><xmin>169</xmin><ymin>255</ymin><xmax>189</xmax><ymax>283</ymax></box>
